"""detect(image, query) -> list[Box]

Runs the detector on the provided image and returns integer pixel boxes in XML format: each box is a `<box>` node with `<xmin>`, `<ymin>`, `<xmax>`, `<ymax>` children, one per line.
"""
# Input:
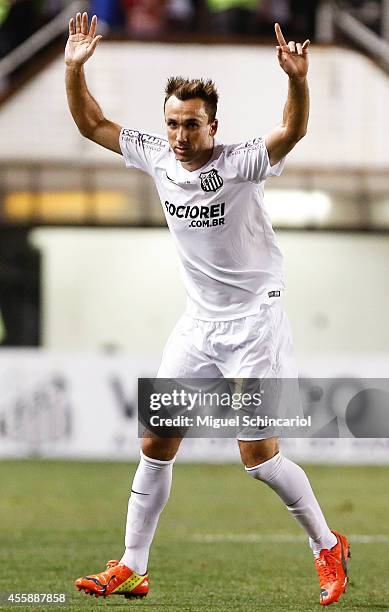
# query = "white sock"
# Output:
<box><xmin>120</xmin><ymin>451</ymin><xmax>175</xmax><ymax>574</ymax></box>
<box><xmin>245</xmin><ymin>452</ymin><xmax>337</xmax><ymax>555</ymax></box>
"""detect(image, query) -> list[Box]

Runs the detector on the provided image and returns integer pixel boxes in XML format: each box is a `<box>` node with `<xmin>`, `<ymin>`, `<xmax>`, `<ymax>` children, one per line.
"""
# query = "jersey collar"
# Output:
<box><xmin>166</xmin><ymin>140</ymin><xmax>222</xmax><ymax>186</ymax></box>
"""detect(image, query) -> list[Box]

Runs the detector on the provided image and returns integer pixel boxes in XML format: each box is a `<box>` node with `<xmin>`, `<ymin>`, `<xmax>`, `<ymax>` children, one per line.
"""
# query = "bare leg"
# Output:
<box><xmin>141</xmin><ymin>434</ymin><xmax>183</xmax><ymax>461</ymax></box>
<box><xmin>238</xmin><ymin>437</ymin><xmax>279</xmax><ymax>466</ymax></box>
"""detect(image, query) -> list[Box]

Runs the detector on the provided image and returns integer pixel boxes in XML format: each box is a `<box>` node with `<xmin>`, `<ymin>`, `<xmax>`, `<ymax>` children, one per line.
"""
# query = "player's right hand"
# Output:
<box><xmin>65</xmin><ymin>12</ymin><xmax>102</xmax><ymax>67</ymax></box>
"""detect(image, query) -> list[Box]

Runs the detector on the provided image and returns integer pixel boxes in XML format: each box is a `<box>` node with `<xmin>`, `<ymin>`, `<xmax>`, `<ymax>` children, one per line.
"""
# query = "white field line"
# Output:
<box><xmin>191</xmin><ymin>534</ymin><xmax>389</xmax><ymax>544</ymax></box>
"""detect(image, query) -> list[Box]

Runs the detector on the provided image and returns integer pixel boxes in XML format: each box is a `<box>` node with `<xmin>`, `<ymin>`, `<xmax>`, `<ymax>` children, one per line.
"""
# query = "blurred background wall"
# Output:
<box><xmin>1</xmin><ymin>43</ymin><xmax>389</xmax><ymax>166</ymax></box>
<box><xmin>27</xmin><ymin>229</ymin><xmax>389</xmax><ymax>355</ymax></box>
<box><xmin>1</xmin><ymin>0</ymin><xmax>389</xmax><ymax>461</ymax></box>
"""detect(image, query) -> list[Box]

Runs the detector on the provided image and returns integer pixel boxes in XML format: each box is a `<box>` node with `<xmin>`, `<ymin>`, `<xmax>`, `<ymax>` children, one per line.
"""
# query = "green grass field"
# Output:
<box><xmin>1</xmin><ymin>460</ymin><xmax>388</xmax><ymax>611</ymax></box>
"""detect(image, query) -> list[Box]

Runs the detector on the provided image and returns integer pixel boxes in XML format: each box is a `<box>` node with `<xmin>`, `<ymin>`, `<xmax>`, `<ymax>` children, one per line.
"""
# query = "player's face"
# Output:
<box><xmin>164</xmin><ymin>96</ymin><xmax>218</xmax><ymax>170</ymax></box>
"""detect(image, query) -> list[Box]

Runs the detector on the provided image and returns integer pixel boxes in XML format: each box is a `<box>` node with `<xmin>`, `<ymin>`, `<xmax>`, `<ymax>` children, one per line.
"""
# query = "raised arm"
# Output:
<box><xmin>65</xmin><ymin>12</ymin><xmax>122</xmax><ymax>154</ymax></box>
<box><xmin>265</xmin><ymin>23</ymin><xmax>310</xmax><ymax>167</ymax></box>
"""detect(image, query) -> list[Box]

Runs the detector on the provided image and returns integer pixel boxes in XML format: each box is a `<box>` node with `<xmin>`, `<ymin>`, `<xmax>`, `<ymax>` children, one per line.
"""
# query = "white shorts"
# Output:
<box><xmin>157</xmin><ymin>298</ymin><xmax>298</xmax><ymax>379</ymax></box>
<box><xmin>156</xmin><ymin>299</ymin><xmax>300</xmax><ymax>440</ymax></box>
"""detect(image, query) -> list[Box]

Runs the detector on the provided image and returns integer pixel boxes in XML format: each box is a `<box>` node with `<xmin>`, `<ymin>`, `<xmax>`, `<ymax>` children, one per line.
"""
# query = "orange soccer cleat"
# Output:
<box><xmin>314</xmin><ymin>530</ymin><xmax>350</xmax><ymax>606</ymax></box>
<box><xmin>75</xmin><ymin>559</ymin><xmax>149</xmax><ymax>599</ymax></box>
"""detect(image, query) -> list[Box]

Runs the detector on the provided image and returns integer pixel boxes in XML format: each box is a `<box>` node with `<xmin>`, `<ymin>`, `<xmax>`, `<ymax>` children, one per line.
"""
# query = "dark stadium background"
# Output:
<box><xmin>0</xmin><ymin>1</ymin><xmax>388</xmax><ymax>610</ymax></box>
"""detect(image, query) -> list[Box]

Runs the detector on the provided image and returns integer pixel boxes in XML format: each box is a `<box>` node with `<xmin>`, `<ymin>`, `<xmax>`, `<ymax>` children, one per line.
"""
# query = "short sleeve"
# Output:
<box><xmin>225</xmin><ymin>137</ymin><xmax>285</xmax><ymax>183</ymax></box>
<box><xmin>119</xmin><ymin>128</ymin><xmax>169</xmax><ymax>175</ymax></box>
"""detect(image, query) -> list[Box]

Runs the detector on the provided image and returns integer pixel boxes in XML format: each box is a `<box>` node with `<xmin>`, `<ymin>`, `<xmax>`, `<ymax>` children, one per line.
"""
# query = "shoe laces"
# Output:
<box><xmin>315</xmin><ymin>550</ymin><xmax>338</xmax><ymax>585</ymax></box>
<box><xmin>95</xmin><ymin>560</ymin><xmax>120</xmax><ymax>582</ymax></box>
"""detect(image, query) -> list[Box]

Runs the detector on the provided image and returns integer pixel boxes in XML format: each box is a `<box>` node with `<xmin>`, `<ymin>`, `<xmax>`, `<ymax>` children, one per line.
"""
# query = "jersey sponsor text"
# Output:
<box><xmin>164</xmin><ymin>200</ymin><xmax>225</xmax><ymax>228</ymax></box>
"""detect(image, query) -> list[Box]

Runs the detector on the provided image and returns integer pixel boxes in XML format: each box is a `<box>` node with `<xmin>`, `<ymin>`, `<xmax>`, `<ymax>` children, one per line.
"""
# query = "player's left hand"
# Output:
<box><xmin>274</xmin><ymin>23</ymin><xmax>310</xmax><ymax>79</ymax></box>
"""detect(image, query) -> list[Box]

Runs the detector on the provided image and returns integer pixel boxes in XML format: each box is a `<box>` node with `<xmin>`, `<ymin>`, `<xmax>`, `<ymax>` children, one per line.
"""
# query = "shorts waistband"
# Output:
<box><xmin>184</xmin><ymin>289</ymin><xmax>283</xmax><ymax>322</ymax></box>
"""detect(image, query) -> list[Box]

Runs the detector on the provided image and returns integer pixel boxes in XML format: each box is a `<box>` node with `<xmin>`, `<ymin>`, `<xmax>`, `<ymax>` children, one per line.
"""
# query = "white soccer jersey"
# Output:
<box><xmin>120</xmin><ymin>128</ymin><xmax>285</xmax><ymax>320</ymax></box>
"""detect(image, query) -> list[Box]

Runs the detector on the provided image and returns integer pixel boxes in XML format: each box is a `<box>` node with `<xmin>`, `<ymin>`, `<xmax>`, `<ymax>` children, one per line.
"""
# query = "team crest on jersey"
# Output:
<box><xmin>200</xmin><ymin>169</ymin><xmax>223</xmax><ymax>193</ymax></box>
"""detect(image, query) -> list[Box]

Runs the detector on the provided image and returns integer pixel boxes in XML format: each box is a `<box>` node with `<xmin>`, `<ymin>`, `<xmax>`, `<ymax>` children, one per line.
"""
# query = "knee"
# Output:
<box><xmin>141</xmin><ymin>436</ymin><xmax>182</xmax><ymax>461</ymax></box>
<box><xmin>239</xmin><ymin>437</ymin><xmax>280</xmax><ymax>470</ymax></box>
<box><xmin>245</xmin><ymin>451</ymin><xmax>283</xmax><ymax>482</ymax></box>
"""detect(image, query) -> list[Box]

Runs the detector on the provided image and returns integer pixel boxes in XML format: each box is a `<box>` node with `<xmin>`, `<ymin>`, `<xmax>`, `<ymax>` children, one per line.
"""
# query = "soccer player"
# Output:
<box><xmin>66</xmin><ymin>12</ymin><xmax>350</xmax><ymax>606</ymax></box>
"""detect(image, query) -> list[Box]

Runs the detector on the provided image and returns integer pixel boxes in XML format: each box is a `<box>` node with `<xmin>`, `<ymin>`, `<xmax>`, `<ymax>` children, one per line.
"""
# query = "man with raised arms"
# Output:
<box><xmin>65</xmin><ymin>12</ymin><xmax>350</xmax><ymax>606</ymax></box>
